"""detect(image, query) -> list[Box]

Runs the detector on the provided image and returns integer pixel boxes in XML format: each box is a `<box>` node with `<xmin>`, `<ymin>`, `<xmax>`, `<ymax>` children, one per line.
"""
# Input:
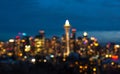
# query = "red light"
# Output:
<box><xmin>72</xmin><ymin>29</ymin><xmax>76</xmax><ymax>32</ymax></box>
<box><xmin>16</xmin><ymin>36</ymin><xmax>20</xmax><ymax>39</ymax></box>
<box><xmin>112</xmin><ymin>55</ymin><xmax>118</xmax><ymax>60</ymax></box>
<box><xmin>39</xmin><ymin>30</ymin><xmax>44</xmax><ymax>33</ymax></box>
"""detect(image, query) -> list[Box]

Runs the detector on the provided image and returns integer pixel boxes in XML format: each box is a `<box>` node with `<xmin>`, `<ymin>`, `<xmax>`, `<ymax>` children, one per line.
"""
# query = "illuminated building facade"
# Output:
<box><xmin>64</xmin><ymin>20</ymin><xmax>71</xmax><ymax>56</ymax></box>
<box><xmin>34</xmin><ymin>30</ymin><xmax>45</xmax><ymax>54</ymax></box>
<box><xmin>70</xmin><ymin>28</ymin><xmax>76</xmax><ymax>52</ymax></box>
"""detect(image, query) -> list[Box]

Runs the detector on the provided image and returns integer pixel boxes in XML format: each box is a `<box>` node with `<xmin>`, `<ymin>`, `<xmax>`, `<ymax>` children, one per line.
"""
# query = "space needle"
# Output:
<box><xmin>64</xmin><ymin>20</ymin><xmax>71</xmax><ymax>56</ymax></box>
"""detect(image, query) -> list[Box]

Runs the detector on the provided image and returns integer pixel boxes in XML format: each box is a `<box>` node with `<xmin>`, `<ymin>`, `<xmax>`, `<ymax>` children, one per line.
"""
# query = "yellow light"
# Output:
<box><xmin>44</xmin><ymin>59</ymin><xmax>47</xmax><ymax>62</ymax></box>
<box><xmin>93</xmin><ymin>68</ymin><xmax>96</xmax><ymax>71</ymax></box>
<box><xmin>105</xmin><ymin>55</ymin><xmax>109</xmax><ymax>58</ymax></box>
<box><xmin>111</xmin><ymin>62</ymin><xmax>114</xmax><ymax>65</ymax></box>
<box><xmin>84</xmin><ymin>66</ymin><xmax>88</xmax><ymax>69</ymax></box>
<box><xmin>88</xmin><ymin>46</ymin><xmax>91</xmax><ymax>49</ymax></box>
<box><xmin>89</xmin><ymin>58</ymin><xmax>93</xmax><ymax>61</ymax></box>
<box><xmin>7</xmin><ymin>52</ymin><xmax>13</xmax><ymax>56</ymax></box>
<box><xmin>79</xmin><ymin>70</ymin><xmax>82</xmax><ymax>73</ymax></box>
<box><xmin>93</xmin><ymin>72</ymin><xmax>96</xmax><ymax>74</ymax></box>
<box><xmin>94</xmin><ymin>43</ymin><xmax>99</xmax><ymax>46</ymax></box>
<box><xmin>25</xmin><ymin>45</ymin><xmax>31</xmax><ymax>52</ymax></box>
<box><xmin>103</xmin><ymin>64</ymin><xmax>107</xmax><ymax>68</ymax></box>
<box><xmin>75</xmin><ymin>61</ymin><xmax>78</xmax><ymax>65</ymax></box>
<box><xmin>3</xmin><ymin>49</ymin><xmax>6</xmax><ymax>52</ymax></box>
<box><xmin>118</xmin><ymin>65</ymin><xmax>120</xmax><ymax>68</ymax></box>
<box><xmin>36</xmin><ymin>45</ymin><xmax>40</xmax><ymax>47</ymax></box>
<box><xmin>109</xmin><ymin>54</ymin><xmax>112</xmax><ymax>58</ymax></box>
<box><xmin>90</xmin><ymin>37</ymin><xmax>95</xmax><ymax>40</ymax></box>
<box><xmin>63</xmin><ymin>58</ymin><xmax>66</xmax><ymax>62</ymax></box>
<box><xmin>0</xmin><ymin>44</ymin><xmax>2</xmax><ymax>48</ymax></box>
<box><xmin>21</xmin><ymin>39</ymin><xmax>25</xmax><ymax>42</ymax></box>
<box><xmin>79</xmin><ymin>66</ymin><xmax>83</xmax><ymax>69</ymax></box>
<box><xmin>115</xmin><ymin>45</ymin><xmax>120</xmax><ymax>48</ymax></box>
<box><xmin>19</xmin><ymin>53</ymin><xmax>23</xmax><ymax>57</ymax></box>
<box><xmin>34</xmin><ymin>38</ymin><xmax>39</xmax><ymax>41</ymax></box>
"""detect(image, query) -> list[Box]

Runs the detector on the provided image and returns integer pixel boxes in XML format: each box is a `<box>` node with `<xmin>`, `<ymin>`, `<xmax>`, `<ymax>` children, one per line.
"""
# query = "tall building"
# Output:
<box><xmin>64</xmin><ymin>20</ymin><xmax>71</xmax><ymax>56</ymax></box>
<box><xmin>34</xmin><ymin>30</ymin><xmax>45</xmax><ymax>54</ymax></box>
<box><xmin>71</xmin><ymin>28</ymin><xmax>76</xmax><ymax>40</ymax></box>
<box><xmin>71</xmin><ymin>28</ymin><xmax>76</xmax><ymax>52</ymax></box>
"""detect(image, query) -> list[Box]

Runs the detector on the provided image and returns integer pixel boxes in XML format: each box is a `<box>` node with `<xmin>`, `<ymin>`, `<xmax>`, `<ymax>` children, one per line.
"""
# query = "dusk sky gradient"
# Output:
<box><xmin>0</xmin><ymin>0</ymin><xmax>120</xmax><ymax>43</ymax></box>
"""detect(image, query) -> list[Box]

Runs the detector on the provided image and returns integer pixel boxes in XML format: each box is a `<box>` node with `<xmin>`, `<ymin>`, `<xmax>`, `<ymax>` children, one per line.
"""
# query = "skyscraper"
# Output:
<box><xmin>34</xmin><ymin>30</ymin><xmax>45</xmax><ymax>54</ymax></box>
<box><xmin>71</xmin><ymin>28</ymin><xmax>76</xmax><ymax>52</ymax></box>
<box><xmin>64</xmin><ymin>20</ymin><xmax>71</xmax><ymax>56</ymax></box>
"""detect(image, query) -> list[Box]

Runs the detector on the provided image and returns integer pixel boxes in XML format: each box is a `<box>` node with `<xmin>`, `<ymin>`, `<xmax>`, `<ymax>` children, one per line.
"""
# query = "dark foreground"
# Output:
<box><xmin>0</xmin><ymin>61</ymin><xmax>120</xmax><ymax>74</ymax></box>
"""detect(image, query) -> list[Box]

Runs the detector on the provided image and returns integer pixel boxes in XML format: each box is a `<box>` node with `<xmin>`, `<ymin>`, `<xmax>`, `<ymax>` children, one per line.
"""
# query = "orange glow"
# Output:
<box><xmin>79</xmin><ymin>66</ymin><xmax>83</xmax><ymax>69</ymax></box>
<box><xmin>75</xmin><ymin>61</ymin><xmax>78</xmax><ymax>65</ymax></box>
<box><xmin>21</xmin><ymin>39</ymin><xmax>25</xmax><ymax>42</ymax></box>
<box><xmin>84</xmin><ymin>66</ymin><xmax>88</xmax><ymax>69</ymax></box>
<box><xmin>112</xmin><ymin>55</ymin><xmax>118</xmax><ymax>60</ymax></box>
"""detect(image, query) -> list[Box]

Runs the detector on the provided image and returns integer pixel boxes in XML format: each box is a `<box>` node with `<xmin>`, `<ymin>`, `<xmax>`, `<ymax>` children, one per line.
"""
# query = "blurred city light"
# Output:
<box><xmin>31</xmin><ymin>58</ymin><xmax>36</xmax><ymax>63</ymax></box>
<box><xmin>43</xmin><ymin>59</ymin><xmax>47</xmax><ymax>62</ymax></box>
<box><xmin>93</xmin><ymin>68</ymin><xmax>96</xmax><ymax>72</ymax></box>
<box><xmin>90</xmin><ymin>37</ymin><xmax>95</xmax><ymax>41</ymax></box>
<box><xmin>24</xmin><ymin>56</ymin><xmax>27</xmax><ymax>59</ymax></box>
<box><xmin>25</xmin><ymin>45</ymin><xmax>31</xmax><ymax>52</ymax></box>
<box><xmin>105</xmin><ymin>55</ymin><xmax>109</xmax><ymax>58</ymax></box>
<box><xmin>0</xmin><ymin>20</ymin><xmax>120</xmax><ymax>74</ymax></box>
<box><xmin>83</xmin><ymin>32</ymin><xmax>88</xmax><ymax>37</ymax></box>
<box><xmin>9</xmin><ymin>39</ymin><xmax>14</xmax><ymax>42</ymax></box>
<box><xmin>112</xmin><ymin>55</ymin><xmax>118</xmax><ymax>60</ymax></box>
<box><xmin>22</xmin><ymin>33</ymin><xmax>27</xmax><ymax>36</ymax></box>
<box><xmin>50</xmin><ymin>55</ymin><xmax>54</xmax><ymax>58</ymax></box>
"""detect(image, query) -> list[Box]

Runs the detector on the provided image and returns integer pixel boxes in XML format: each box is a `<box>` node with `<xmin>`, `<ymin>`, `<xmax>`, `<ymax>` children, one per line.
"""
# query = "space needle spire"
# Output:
<box><xmin>64</xmin><ymin>19</ymin><xmax>71</xmax><ymax>56</ymax></box>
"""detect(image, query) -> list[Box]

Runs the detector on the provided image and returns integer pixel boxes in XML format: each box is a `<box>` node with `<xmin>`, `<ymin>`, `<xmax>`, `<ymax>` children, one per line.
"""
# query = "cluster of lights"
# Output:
<box><xmin>25</xmin><ymin>45</ymin><xmax>31</xmax><ymax>52</ymax></box>
<box><xmin>38</xmin><ymin>59</ymin><xmax>47</xmax><ymax>63</ymax></box>
<box><xmin>105</xmin><ymin>54</ymin><xmax>112</xmax><ymax>58</ymax></box>
<box><xmin>79</xmin><ymin>65</ymin><xmax>88</xmax><ymax>69</ymax></box>
<box><xmin>0</xmin><ymin>19</ymin><xmax>120</xmax><ymax>74</ymax></box>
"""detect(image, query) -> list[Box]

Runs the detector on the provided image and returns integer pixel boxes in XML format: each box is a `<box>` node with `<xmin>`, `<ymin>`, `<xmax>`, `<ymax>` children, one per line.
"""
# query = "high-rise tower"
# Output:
<box><xmin>71</xmin><ymin>28</ymin><xmax>76</xmax><ymax>51</ymax></box>
<box><xmin>34</xmin><ymin>30</ymin><xmax>45</xmax><ymax>54</ymax></box>
<box><xmin>64</xmin><ymin>20</ymin><xmax>71</xmax><ymax>56</ymax></box>
<box><xmin>71</xmin><ymin>28</ymin><xmax>76</xmax><ymax>41</ymax></box>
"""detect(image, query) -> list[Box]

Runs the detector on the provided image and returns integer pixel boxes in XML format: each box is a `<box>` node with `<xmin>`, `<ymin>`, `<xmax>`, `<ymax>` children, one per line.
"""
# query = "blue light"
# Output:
<box><xmin>22</xmin><ymin>33</ymin><xmax>27</xmax><ymax>36</ymax></box>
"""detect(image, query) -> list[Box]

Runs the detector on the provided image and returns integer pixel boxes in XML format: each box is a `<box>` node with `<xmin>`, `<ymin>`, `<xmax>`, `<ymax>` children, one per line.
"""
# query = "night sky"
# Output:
<box><xmin>0</xmin><ymin>0</ymin><xmax>120</xmax><ymax>43</ymax></box>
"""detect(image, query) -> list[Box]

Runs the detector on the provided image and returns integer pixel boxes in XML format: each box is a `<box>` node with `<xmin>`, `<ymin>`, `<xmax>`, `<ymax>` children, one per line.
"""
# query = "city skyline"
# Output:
<box><xmin>0</xmin><ymin>0</ymin><xmax>120</xmax><ymax>42</ymax></box>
